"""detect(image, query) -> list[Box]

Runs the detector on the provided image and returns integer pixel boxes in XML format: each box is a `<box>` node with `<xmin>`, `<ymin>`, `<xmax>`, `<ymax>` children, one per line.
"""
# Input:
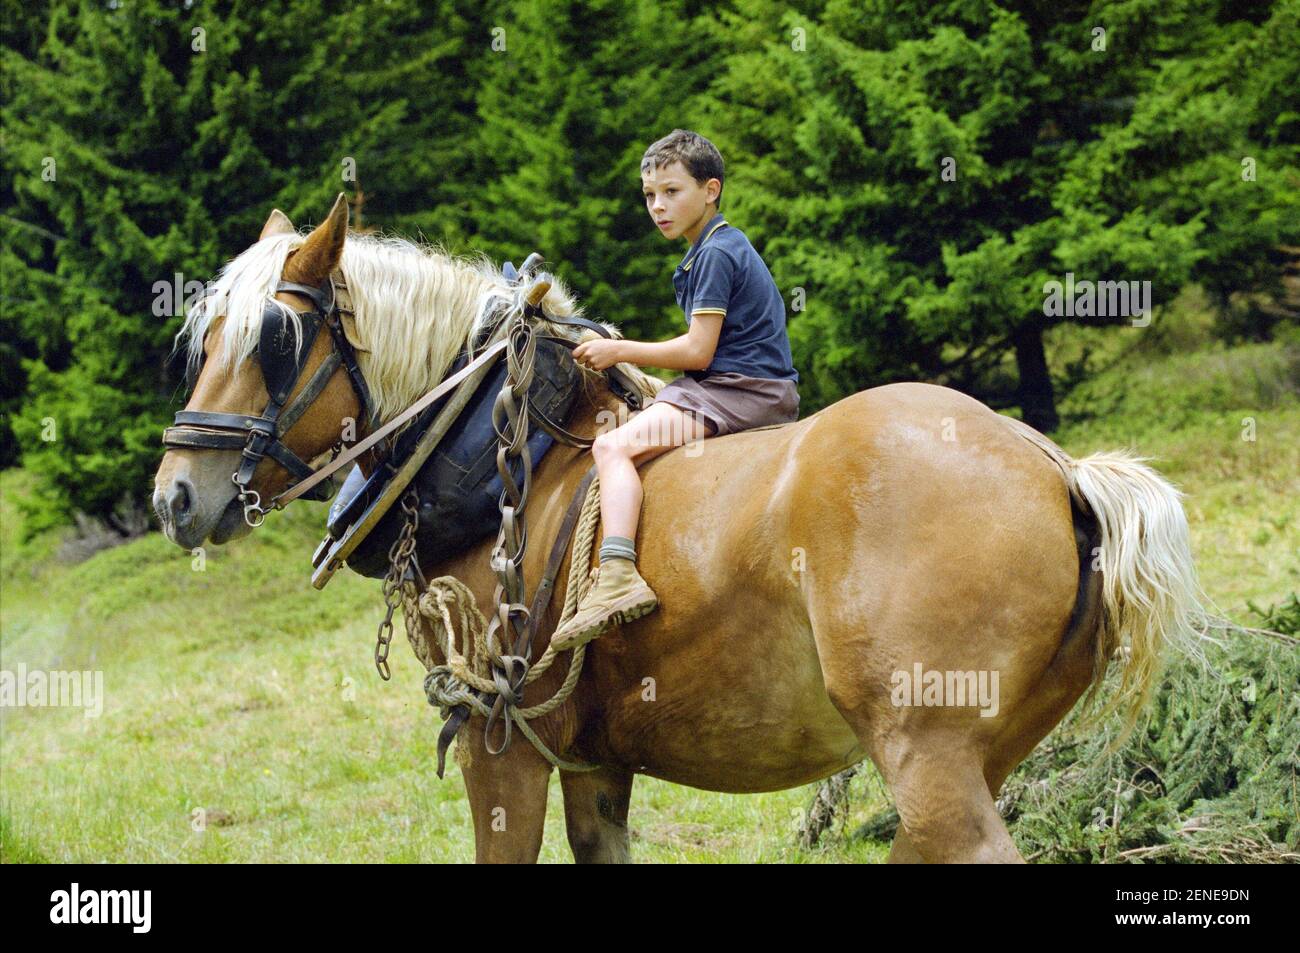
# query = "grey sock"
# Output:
<box><xmin>598</xmin><ymin>535</ymin><xmax>637</xmax><ymax>564</ymax></box>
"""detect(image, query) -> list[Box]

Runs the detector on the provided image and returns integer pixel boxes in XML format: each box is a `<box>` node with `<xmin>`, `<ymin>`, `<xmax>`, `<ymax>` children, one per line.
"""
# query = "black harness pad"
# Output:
<box><xmin>338</xmin><ymin>336</ymin><xmax>583</xmax><ymax>578</ymax></box>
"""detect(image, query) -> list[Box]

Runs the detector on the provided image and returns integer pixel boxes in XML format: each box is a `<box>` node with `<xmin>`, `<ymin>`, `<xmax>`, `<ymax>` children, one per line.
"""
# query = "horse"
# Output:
<box><xmin>154</xmin><ymin>194</ymin><xmax>1207</xmax><ymax>863</ymax></box>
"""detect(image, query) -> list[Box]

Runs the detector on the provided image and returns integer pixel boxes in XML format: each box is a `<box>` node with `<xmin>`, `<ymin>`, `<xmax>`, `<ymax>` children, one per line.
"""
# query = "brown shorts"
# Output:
<box><xmin>651</xmin><ymin>372</ymin><xmax>800</xmax><ymax>436</ymax></box>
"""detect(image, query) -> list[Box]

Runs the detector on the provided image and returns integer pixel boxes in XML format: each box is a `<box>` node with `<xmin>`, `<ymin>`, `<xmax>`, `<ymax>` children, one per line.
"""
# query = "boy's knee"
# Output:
<box><xmin>591</xmin><ymin>430</ymin><xmax>628</xmax><ymax>461</ymax></box>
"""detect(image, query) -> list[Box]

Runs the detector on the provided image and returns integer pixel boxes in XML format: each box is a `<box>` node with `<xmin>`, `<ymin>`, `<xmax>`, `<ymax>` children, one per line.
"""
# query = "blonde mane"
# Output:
<box><xmin>178</xmin><ymin>230</ymin><xmax>663</xmax><ymax>425</ymax></box>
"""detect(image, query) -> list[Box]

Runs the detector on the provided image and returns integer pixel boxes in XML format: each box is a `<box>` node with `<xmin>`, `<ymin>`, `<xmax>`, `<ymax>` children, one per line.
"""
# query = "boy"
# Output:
<box><xmin>549</xmin><ymin>129</ymin><xmax>800</xmax><ymax>652</ymax></box>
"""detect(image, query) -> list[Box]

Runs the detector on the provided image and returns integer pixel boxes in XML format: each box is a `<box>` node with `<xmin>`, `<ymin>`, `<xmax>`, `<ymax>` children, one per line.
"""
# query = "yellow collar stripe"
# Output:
<box><xmin>682</xmin><ymin>220</ymin><xmax>729</xmax><ymax>272</ymax></box>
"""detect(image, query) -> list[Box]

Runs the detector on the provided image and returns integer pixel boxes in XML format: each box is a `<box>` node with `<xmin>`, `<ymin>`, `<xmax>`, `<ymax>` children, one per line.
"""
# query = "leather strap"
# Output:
<box><xmin>278</xmin><ymin>279</ymin><xmax>334</xmax><ymax>313</ymax></box>
<box><xmin>519</xmin><ymin>303</ymin><xmax>644</xmax><ymax>413</ymax></box>
<box><xmin>277</xmin><ymin>350</ymin><xmax>342</xmax><ymax>435</ymax></box>
<box><xmin>159</xmin><ymin>426</ymin><xmax>249</xmax><ymax>451</ymax></box>
<box><xmin>164</xmin><ymin>276</ymin><xmax>371</xmax><ymax>510</ymax></box>
<box><xmin>525</xmin><ymin>464</ymin><xmax>599</xmax><ymax>650</ymax></box>
<box><xmin>270</xmin><ymin>338</ymin><xmax>509</xmax><ymax>508</ymax></box>
<box><xmin>170</xmin><ymin>410</ymin><xmax>276</xmax><ymax>433</ymax></box>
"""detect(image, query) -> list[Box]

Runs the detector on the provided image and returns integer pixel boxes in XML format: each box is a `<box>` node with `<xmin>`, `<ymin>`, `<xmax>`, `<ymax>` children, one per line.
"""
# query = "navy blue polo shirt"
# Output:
<box><xmin>672</xmin><ymin>213</ymin><xmax>799</xmax><ymax>383</ymax></box>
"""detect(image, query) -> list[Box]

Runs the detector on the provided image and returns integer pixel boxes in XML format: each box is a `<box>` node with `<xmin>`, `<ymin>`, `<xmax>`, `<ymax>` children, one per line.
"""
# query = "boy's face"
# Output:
<box><xmin>642</xmin><ymin>160</ymin><xmax>720</xmax><ymax>244</ymax></box>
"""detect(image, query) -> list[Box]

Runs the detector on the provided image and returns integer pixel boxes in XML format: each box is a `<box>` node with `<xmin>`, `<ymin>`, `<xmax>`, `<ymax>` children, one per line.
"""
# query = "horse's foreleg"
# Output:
<box><xmin>559</xmin><ymin>765</ymin><xmax>635</xmax><ymax>863</ymax></box>
<box><xmin>458</xmin><ymin>723</ymin><xmax>553</xmax><ymax>863</ymax></box>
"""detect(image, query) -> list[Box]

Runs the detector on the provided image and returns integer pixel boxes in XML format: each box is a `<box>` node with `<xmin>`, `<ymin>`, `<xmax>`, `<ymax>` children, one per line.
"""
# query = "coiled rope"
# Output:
<box><xmin>402</xmin><ymin>473</ymin><xmax>604</xmax><ymax>772</ymax></box>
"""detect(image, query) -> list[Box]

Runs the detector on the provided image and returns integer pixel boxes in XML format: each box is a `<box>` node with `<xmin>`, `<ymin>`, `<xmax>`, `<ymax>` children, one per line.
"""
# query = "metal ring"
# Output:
<box><xmin>232</xmin><ymin>473</ymin><xmax>266</xmax><ymax>527</ymax></box>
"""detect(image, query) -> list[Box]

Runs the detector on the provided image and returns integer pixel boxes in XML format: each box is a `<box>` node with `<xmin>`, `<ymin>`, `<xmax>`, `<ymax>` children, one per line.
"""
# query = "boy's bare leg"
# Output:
<box><xmin>593</xmin><ymin>401</ymin><xmax>715</xmax><ymax>539</ymax></box>
<box><xmin>550</xmin><ymin>402</ymin><xmax>714</xmax><ymax>652</ymax></box>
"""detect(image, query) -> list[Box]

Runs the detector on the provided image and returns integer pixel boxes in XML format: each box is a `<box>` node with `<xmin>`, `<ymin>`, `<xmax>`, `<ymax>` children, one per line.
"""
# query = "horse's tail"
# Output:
<box><xmin>1002</xmin><ymin>418</ymin><xmax>1211</xmax><ymax>744</ymax></box>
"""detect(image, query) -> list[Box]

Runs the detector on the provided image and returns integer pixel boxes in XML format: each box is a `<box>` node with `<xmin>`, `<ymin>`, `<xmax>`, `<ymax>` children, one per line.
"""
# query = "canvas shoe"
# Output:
<box><xmin>549</xmin><ymin>557</ymin><xmax>659</xmax><ymax>653</ymax></box>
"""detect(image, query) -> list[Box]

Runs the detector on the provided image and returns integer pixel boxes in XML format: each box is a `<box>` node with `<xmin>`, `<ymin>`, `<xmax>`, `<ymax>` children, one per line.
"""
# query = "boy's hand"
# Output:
<box><xmin>572</xmin><ymin>338</ymin><xmax>625</xmax><ymax>371</ymax></box>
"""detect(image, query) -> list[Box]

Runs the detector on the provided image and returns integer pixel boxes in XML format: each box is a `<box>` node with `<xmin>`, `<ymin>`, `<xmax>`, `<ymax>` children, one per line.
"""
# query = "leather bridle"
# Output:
<box><xmin>162</xmin><ymin>276</ymin><xmax>375</xmax><ymax>527</ymax></box>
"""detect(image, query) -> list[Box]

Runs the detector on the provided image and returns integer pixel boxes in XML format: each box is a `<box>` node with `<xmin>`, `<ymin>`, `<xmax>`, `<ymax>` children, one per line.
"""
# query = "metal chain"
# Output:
<box><xmin>480</xmin><ymin>310</ymin><xmax>540</xmax><ymax>754</ymax></box>
<box><xmin>375</xmin><ymin>488</ymin><xmax>421</xmax><ymax>680</ymax></box>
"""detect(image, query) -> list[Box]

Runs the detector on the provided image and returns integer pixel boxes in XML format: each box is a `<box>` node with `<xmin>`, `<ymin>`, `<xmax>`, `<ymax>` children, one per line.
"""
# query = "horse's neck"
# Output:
<box><xmin>575</xmin><ymin>378</ymin><xmax>634</xmax><ymax>436</ymax></box>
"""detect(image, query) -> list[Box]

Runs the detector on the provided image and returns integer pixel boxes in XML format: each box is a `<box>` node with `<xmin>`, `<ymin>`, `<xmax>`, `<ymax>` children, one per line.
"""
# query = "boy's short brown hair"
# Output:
<box><xmin>641</xmin><ymin>129</ymin><xmax>725</xmax><ymax>210</ymax></box>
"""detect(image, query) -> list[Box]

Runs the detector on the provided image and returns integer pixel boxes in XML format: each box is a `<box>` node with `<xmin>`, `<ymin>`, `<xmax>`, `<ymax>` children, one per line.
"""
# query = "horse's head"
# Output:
<box><xmin>154</xmin><ymin>192</ymin><xmax>666</xmax><ymax>552</ymax></box>
<box><xmin>154</xmin><ymin>194</ymin><xmax>371</xmax><ymax>549</ymax></box>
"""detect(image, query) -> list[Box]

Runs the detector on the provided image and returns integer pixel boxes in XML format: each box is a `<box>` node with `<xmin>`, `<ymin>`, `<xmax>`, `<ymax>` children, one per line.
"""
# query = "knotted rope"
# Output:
<box><xmin>401</xmin><ymin>472</ymin><xmax>605</xmax><ymax>773</ymax></box>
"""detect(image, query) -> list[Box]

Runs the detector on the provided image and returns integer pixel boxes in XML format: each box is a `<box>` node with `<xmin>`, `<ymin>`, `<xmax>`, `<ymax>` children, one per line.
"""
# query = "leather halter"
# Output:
<box><xmin>161</xmin><ymin>276</ymin><xmax>375</xmax><ymax>526</ymax></box>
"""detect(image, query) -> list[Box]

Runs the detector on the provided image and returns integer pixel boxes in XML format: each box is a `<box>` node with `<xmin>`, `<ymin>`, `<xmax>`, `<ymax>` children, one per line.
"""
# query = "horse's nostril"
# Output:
<box><xmin>170</xmin><ymin>479</ymin><xmax>194</xmax><ymax>526</ymax></box>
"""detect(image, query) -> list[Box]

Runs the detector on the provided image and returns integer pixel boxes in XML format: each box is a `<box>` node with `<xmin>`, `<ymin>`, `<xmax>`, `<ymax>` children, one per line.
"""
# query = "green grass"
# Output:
<box><xmin>2</xmin><ymin>303</ymin><xmax>1295</xmax><ymax>863</ymax></box>
<box><xmin>0</xmin><ymin>476</ymin><xmax>891</xmax><ymax>863</ymax></box>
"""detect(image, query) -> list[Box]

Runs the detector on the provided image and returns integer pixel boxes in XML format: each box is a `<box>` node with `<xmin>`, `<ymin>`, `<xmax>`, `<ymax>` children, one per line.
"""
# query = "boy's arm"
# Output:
<box><xmin>620</xmin><ymin>246</ymin><xmax>733</xmax><ymax>371</ymax></box>
<box><xmin>617</xmin><ymin>315</ymin><xmax>722</xmax><ymax>371</ymax></box>
<box><xmin>573</xmin><ymin>247</ymin><xmax>731</xmax><ymax>372</ymax></box>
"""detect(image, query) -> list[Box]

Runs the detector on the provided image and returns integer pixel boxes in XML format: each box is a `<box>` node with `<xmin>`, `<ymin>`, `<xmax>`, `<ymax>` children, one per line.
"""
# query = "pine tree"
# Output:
<box><xmin>701</xmin><ymin>0</ymin><xmax>1300</xmax><ymax>428</ymax></box>
<box><xmin>1</xmin><ymin>0</ymin><xmax>494</xmax><ymax>530</ymax></box>
<box><xmin>466</xmin><ymin>0</ymin><xmax>719</xmax><ymax>341</ymax></box>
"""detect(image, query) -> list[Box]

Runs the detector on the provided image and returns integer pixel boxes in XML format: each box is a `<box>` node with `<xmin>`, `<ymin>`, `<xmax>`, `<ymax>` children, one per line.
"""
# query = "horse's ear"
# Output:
<box><xmin>260</xmin><ymin>209</ymin><xmax>296</xmax><ymax>240</ymax></box>
<box><xmin>339</xmin><ymin>311</ymin><xmax>369</xmax><ymax>353</ymax></box>
<box><xmin>286</xmin><ymin>193</ymin><xmax>349</xmax><ymax>283</ymax></box>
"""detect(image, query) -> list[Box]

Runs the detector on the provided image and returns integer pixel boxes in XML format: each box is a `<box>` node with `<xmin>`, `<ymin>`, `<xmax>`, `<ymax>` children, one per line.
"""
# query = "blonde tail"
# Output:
<box><xmin>1004</xmin><ymin>419</ymin><xmax>1211</xmax><ymax>743</ymax></box>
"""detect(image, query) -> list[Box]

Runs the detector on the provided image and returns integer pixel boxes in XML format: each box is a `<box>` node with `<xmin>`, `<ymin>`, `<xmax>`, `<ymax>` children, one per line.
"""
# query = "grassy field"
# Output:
<box><xmin>0</xmin><ymin>481</ymin><xmax>885</xmax><ymax>863</ymax></box>
<box><xmin>2</xmin><ymin>303</ymin><xmax>1296</xmax><ymax>863</ymax></box>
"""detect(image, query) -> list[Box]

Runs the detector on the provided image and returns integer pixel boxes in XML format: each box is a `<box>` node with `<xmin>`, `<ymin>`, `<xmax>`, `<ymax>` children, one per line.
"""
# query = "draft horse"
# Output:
<box><xmin>154</xmin><ymin>195</ymin><xmax>1205</xmax><ymax>862</ymax></box>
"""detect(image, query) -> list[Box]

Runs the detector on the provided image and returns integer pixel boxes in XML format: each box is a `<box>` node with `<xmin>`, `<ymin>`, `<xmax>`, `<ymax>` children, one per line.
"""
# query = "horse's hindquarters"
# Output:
<box><xmin>579</xmin><ymin>384</ymin><xmax>1086</xmax><ymax>813</ymax></box>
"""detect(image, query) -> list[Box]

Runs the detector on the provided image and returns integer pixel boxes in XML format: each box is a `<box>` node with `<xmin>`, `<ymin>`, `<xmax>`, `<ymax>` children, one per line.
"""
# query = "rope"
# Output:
<box><xmin>403</xmin><ymin>473</ymin><xmax>605</xmax><ymax>773</ymax></box>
